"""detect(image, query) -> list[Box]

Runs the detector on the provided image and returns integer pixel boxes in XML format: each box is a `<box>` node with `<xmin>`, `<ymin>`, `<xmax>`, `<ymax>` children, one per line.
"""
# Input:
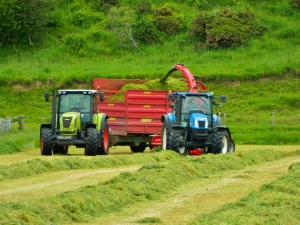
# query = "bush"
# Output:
<box><xmin>63</xmin><ymin>33</ymin><xmax>87</xmax><ymax>52</ymax></box>
<box><xmin>135</xmin><ymin>0</ymin><xmax>152</xmax><ymax>15</ymax></box>
<box><xmin>153</xmin><ymin>16</ymin><xmax>182</xmax><ymax>35</ymax></box>
<box><xmin>133</xmin><ymin>19</ymin><xmax>164</xmax><ymax>44</ymax></box>
<box><xmin>152</xmin><ymin>6</ymin><xmax>184</xmax><ymax>35</ymax></box>
<box><xmin>191</xmin><ymin>8</ymin><xmax>266</xmax><ymax>48</ymax></box>
<box><xmin>290</xmin><ymin>0</ymin><xmax>300</xmax><ymax>10</ymax></box>
<box><xmin>100</xmin><ymin>0</ymin><xmax>119</xmax><ymax>13</ymax></box>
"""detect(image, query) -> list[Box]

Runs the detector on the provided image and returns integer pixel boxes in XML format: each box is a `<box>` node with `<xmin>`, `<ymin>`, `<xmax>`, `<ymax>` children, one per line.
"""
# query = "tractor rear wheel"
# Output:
<box><xmin>97</xmin><ymin>121</ymin><xmax>110</xmax><ymax>155</ymax></box>
<box><xmin>211</xmin><ymin>130</ymin><xmax>229</xmax><ymax>154</ymax></box>
<box><xmin>169</xmin><ymin>130</ymin><xmax>187</xmax><ymax>156</ymax></box>
<box><xmin>161</xmin><ymin>122</ymin><xmax>170</xmax><ymax>150</ymax></box>
<box><xmin>40</xmin><ymin>128</ymin><xmax>53</xmax><ymax>156</ymax></box>
<box><xmin>85</xmin><ymin>128</ymin><xmax>97</xmax><ymax>156</ymax></box>
<box><xmin>228</xmin><ymin>139</ymin><xmax>235</xmax><ymax>152</ymax></box>
<box><xmin>130</xmin><ymin>143</ymin><xmax>146</xmax><ymax>153</ymax></box>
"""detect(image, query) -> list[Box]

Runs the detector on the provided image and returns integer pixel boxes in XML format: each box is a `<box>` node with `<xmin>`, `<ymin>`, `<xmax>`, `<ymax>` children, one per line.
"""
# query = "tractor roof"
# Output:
<box><xmin>58</xmin><ymin>90</ymin><xmax>98</xmax><ymax>94</ymax></box>
<box><xmin>172</xmin><ymin>92</ymin><xmax>214</xmax><ymax>98</ymax></box>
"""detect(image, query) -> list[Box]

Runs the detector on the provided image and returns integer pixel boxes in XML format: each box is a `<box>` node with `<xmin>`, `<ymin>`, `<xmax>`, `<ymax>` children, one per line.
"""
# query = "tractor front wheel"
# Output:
<box><xmin>211</xmin><ymin>130</ymin><xmax>229</xmax><ymax>154</ymax></box>
<box><xmin>169</xmin><ymin>130</ymin><xmax>187</xmax><ymax>156</ymax></box>
<box><xmin>40</xmin><ymin>128</ymin><xmax>53</xmax><ymax>156</ymax></box>
<box><xmin>85</xmin><ymin>128</ymin><xmax>97</xmax><ymax>156</ymax></box>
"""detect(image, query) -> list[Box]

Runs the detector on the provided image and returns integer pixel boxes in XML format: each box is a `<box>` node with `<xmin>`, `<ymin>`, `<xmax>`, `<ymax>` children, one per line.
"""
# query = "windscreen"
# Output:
<box><xmin>59</xmin><ymin>94</ymin><xmax>91</xmax><ymax>113</ymax></box>
<box><xmin>182</xmin><ymin>96</ymin><xmax>210</xmax><ymax>114</ymax></box>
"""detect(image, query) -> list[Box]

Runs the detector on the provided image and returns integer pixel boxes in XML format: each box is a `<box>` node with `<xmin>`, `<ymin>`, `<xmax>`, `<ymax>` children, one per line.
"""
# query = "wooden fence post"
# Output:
<box><xmin>19</xmin><ymin>116</ymin><xmax>25</xmax><ymax>130</ymax></box>
<box><xmin>272</xmin><ymin>111</ymin><xmax>275</xmax><ymax>127</ymax></box>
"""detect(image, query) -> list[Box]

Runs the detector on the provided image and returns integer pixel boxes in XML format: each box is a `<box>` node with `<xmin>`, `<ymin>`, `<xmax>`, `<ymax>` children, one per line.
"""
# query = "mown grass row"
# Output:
<box><xmin>0</xmin><ymin>149</ymin><xmax>299</xmax><ymax>224</ymax></box>
<box><xmin>189</xmin><ymin>162</ymin><xmax>300</xmax><ymax>225</ymax></box>
<box><xmin>0</xmin><ymin>151</ymin><xmax>180</xmax><ymax>182</ymax></box>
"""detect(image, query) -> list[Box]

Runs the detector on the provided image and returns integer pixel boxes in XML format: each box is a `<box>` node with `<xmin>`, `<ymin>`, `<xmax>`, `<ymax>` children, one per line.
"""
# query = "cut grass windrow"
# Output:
<box><xmin>189</xmin><ymin>162</ymin><xmax>300</xmax><ymax>225</ymax></box>
<box><xmin>0</xmin><ymin>149</ymin><xmax>299</xmax><ymax>224</ymax></box>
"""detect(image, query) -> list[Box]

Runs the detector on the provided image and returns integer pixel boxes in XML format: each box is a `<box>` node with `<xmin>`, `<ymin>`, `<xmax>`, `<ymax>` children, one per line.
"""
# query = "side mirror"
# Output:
<box><xmin>168</xmin><ymin>94</ymin><xmax>173</xmax><ymax>101</ymax></box>
<box><xmin>45</xmin><ymin>92</ymin><xmax>49</xmax><ymax>102</ymax></box>
<box><xmin>221</xmin><ymin>95</ymin><xmax>227</xmax><ymax>103</ymax></box>
<box><xmin>99</xmin><ymin>92</ymin><xmax>104</xmax><ymax>101</ymax></box>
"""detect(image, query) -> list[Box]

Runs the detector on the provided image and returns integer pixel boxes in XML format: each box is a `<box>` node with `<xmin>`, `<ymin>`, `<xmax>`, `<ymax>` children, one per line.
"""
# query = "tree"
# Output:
<box><xmin>0</xmin><ymin>0</ymin><xmax>56</xmax><ymax>46</ymax></box>
<box><xmin>106</xmin><ymin>7</ymin><xmax>141</xmax><ymax>51</ymax></box>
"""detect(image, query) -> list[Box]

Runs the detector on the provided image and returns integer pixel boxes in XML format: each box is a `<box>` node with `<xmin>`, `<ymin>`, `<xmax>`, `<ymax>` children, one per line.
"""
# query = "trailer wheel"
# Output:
<box><xmin>130</xmin><ymin>143</ymin><xmax>146</xmax><ymax>153</ymax></box>
<box><xmin>97</xmin><ymin>120</ymin><xmax>110</xmax><ymax>155</ymax></box>
<box><xmin>228</xmin><ymin>139</ymin><xmax>235</xmax><ymax>152</ymax></box>
<box><xmin>40</xmin><ymin>128</ymin><xmax>53</xmax><ymax>156</ymax></box>
<box><xmin>211</xmin><ymin>130</ymin><xmax>229</xmax><ymax>154</ymax></box>
<box><xmin>161</xmin><ymin>122</ymin><xmax>170</xmax><ymax>150</ymax></box>
<box><xmin>53</xmin><ymin>145</ymin><xmax>69</xmax><ymax>154</ymax></box>
<box><xmin>169</xmin><ymin>130</ymin><xmax>187</xmax><ymax>156</ymax></box>
<box><xmin>85</xmin><ymin>128</ymin><xmax>97</xmax><ymax>156</ymax></box>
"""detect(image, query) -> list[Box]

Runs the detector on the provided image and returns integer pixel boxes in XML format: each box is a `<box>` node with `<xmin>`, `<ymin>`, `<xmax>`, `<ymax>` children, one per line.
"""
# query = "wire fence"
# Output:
<box><xmin>0</xmin><ymin>116</ymin><xmax>25</xmax><ymax>133</ymax></box>
<box><xmin>221</xmin><ymin>111</ymin><xmax>300</xmax><ymax>127</ymax></box>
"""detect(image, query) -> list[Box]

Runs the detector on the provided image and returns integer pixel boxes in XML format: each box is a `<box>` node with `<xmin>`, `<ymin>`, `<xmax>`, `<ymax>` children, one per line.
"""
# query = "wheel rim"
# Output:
<box><xmin>103</xmin><ymin>127</ymin><xmax>109</xmax><ymax>150</ymax></box>
<box><xmin>162</xmin><ymin>127</ymin><xmax>167</xmax><ymax>150</ymax></box>
<box><xmin>178</xmin><ymin>135</ymin><xmax>186</xmax><ymax>155</ymax></box>
<box><xmin>221</xmin><ymin>135</ymin><xmax>228</xmax><ymax>154</ymax></box>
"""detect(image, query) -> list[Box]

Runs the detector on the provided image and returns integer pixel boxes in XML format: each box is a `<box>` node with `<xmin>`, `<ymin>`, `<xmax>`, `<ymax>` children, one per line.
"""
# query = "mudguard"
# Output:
<box><xmin>93</xmin><ymin>113</ymin><xmax>109</xmax><ymax>131</ymax></box>
<box><xmin>161</xmin><ymin>113</ymin><xmax>175</xmax><ymax>131</ymax></box>
<box><xmin>213</xmin><ymin>115</ymin><xmax>222</xmax><ymax>127</ymax></box>
<box><xmin>216</xmin><ymin>126</ymin><xmax>232</xmax><ymax>139</ymax></box>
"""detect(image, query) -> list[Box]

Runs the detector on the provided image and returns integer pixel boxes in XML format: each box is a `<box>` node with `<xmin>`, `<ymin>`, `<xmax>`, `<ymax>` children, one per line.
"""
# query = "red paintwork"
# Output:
<box><xmin>189</xmin><ymin>149</ymin><xmax>204</xmax><ymax>155</ymax></box>
<box><xmin>93</xmin><ymin>64</ymin><xmax>207</xmax><ymax>151</ymax></box>
<box><xmin>174</xmin><ymin>64</ymin><xmax>207</xmax><ymax>92</ymax></box>
<box><xmin>97</xmin><ymin>89</ymin><xmax>171</xmax><ymax>136</ymax></box>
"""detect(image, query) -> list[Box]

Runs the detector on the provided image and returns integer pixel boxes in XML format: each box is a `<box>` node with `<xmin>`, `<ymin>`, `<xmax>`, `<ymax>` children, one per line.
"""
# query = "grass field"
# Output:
<box><xmin>0</xmin><ymin>146</ymin><xmax>299</xmax><ymax>224</ymax></box>
<box><xmin>0</xmin><ymin>1</ymin><xmax>299</xmax><ymax>224</ymax></box>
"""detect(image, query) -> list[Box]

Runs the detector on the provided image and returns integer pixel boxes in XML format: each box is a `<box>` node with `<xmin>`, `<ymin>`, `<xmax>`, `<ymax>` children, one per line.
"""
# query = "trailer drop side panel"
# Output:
<box><xmin>97</xmin><ymin>90</ymin><xmax>171</xmax><ymax>137</ymax></box>
<box><xmin>125</xmin><ymin>90</ymin><xmax>170</xmax><ymax>135</ymax></box>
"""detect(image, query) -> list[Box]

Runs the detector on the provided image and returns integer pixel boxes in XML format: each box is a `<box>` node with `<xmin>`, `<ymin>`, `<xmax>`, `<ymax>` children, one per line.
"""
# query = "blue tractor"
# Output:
<box><xmin>161</xmin><ymin>92</ymin><xmax>235</xmax><ymax>155</ymax></box>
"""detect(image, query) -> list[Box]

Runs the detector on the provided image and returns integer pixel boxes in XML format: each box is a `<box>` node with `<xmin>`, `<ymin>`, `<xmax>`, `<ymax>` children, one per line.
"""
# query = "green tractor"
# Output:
<box><xmin>40</xmin><ymin>90</ymin><xmax>110</xmax><ymax>156</ymax></box>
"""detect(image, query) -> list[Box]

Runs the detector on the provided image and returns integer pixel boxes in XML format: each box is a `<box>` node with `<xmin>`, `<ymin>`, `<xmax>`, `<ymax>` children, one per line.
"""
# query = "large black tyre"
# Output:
<box><xmin>130</xmin><ymin>143</ymin><xmax>146</xmax><ymax>153</ymax></box>
<box><xmin>169</xmin><ymin>129</ymin><xmax>187</xmax><ymax>156</ymax></box>
<box><xmin>211</xmin><ymin>130</ymin><xmax>229</xmax><ymax>154</ymax></box>
<box><xmin>97</xmin><ymin>120</ymin><xmax>110</xmax><ymax>155</ymax></box>
<box><xmin>53</xmin><ymin>145</ymin><xmax>69</xmax><ymax>154</ymax></box>
<box><xmin>85</xmin><ymin>128</ymin><xmax>97</xmax><ymax>156</ymax></box>
<box><xmin>228</xmin><ymin>139</ymin><xmax>235</xmax><ymax>153</ymax></box>
<box><xmin>161</xmin><ymin>122</ymin><xmax>170</xmax><ymax>150</ymax></box>
<box><xmin>40</xmin><ymin>128</ymin><xmax>54</xmax><ymax>156</ymax></box>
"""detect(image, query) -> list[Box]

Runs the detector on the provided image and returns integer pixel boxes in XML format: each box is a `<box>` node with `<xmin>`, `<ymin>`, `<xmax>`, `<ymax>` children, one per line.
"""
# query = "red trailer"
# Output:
<box><xmin>93</xmin><ymin>64</ymin><xmax>208</xmax><ymax>153</ymax></box>
<box><xmin>93</xmin><ymin>78</ymin><xmax>172</xmax><ymax>152</ymax></box>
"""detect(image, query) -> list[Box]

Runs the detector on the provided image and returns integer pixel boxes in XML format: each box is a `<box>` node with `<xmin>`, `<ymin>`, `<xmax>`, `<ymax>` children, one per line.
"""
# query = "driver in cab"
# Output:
<box><xmin>184</xmin><ymin>97</ymin><xmax>206</xmax><ymax>113</ymax></box>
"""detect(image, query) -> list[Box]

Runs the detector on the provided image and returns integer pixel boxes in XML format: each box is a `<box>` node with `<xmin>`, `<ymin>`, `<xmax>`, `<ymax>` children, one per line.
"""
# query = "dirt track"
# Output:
<box><xmin>1</xmin><ymin>145</ymin><xmax>299</xmax><ymax>224</ymax></box>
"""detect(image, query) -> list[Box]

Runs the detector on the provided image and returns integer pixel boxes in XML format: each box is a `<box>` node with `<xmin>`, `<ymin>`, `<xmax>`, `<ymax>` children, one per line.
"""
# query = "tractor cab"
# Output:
<box><xmin>169</xmin><ymin>92</ymin><xmax>225</xmax><ymax>130</ymax></box>
<box><xmin>48</xmin><ymin>90</ymin><xmax>104</xmax><ymax>136</ymax></box>
<box><xmin>58</xmin><ymin>90</ymin><xmax>96</xmax><ymax>128</ymax></box>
